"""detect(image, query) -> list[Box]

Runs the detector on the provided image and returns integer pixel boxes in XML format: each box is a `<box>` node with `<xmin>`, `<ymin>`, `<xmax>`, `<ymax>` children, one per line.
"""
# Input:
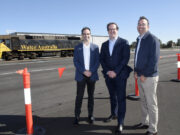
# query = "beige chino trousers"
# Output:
<box><xmin>137</xmin><ymin>76</ymin><xmax>159</xmax><ymax>133</ymax></box>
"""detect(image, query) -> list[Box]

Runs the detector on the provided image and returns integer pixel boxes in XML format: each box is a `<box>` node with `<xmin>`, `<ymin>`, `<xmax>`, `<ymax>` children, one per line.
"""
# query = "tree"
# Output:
<box><xmin>130</xmin><ymin>41</ymin><xmax>137</xmax><ymax>48</ymax></box>
<box><xmin>177</xmin><ymin>39</ymin><xmax>180</xmax><ymax>46</ymax></box>
<box><xmin>166</xmin><ymin>40</ymin><xmax>174</xmax><ymax>48</ymax></box>
<box><xmin>161</xmin><ymin>43</ymin><xmax>167</xmax><ymax>48</ymax></box>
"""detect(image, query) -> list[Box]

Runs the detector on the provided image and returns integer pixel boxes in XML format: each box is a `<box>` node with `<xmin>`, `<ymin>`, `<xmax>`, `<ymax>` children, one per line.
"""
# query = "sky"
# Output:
<box><xmin>0</xmin><ymin>0</ymin><xmax>180</xmax><ymax>44</ymax></box>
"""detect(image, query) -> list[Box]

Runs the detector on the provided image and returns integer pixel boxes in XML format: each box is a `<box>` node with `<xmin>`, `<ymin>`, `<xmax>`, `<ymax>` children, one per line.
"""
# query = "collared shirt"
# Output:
<box><xmin>135</xmin><ymin>34</ymin><xmax>145</xmax><ymax>67</ymax></box>
<box><xmin>83</xmin><ymin>43</ymin><xmax>90</xmax><ymax>70</ymax></box>
<box><xmin>109</xmin><ymin>37</ymin><xmax>118</xmax><ymax>56</ymax></box>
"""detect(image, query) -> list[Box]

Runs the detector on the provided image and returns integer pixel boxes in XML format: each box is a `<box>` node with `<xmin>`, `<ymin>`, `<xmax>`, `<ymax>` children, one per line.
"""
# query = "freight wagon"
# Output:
<box><xmin>0</xmin><ymin>32</ymin><xmax>81</xmax><ymax>60</ymax></box>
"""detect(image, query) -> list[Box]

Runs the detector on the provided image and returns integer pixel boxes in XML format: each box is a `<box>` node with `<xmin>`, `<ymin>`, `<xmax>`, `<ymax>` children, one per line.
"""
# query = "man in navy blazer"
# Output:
<box><xmin>73</xmin><ymin>27</ymin><xmax>99</xmax><ymax>126</ymax></box>
<box><xmin>133</xmin><ymin>16</ymin><xmax>160</xmax><ymax>135</ymax></box>
<box><xmin>100</xmin><ymin>22</ymin><xmax>132</xmax><ymax>134</ymax></box>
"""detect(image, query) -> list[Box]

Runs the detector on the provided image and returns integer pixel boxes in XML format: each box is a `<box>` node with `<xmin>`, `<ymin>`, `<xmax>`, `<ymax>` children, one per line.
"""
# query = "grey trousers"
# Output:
<box><xmin>137</xmin><ymin>76</ymin><xmax>159</xmax><ymax>133</ymax></box>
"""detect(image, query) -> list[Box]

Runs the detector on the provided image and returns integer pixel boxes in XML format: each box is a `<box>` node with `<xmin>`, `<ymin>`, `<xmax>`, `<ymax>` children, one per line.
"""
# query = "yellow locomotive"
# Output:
<box><xmin>0</xmin><ymin>32</ymin><xmax>81</xmax><ymax>60</ymax></box>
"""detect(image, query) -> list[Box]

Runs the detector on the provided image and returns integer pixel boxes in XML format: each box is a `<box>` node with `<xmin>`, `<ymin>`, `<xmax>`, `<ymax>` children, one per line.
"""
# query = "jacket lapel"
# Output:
<box><xmin>90</xmin><ymin>44</ymin><xmax>94</xmax><ymax>70</ymax></box>
<box><xmin>135</xmin><ymin>38</ymin><xmax>139</xmax><ymax>56</ymax></box>
<box><xmin>134</xmin><ymin>38</ymin><xmax>139</xmax><ymax>66</ymax></box>
<box><xmin>79</xmin><ymin>43</ymin><xmax>85</xmax><ymax>69</ymax></box>
<box><xmin>106</xmin><ymin>41</ymin><xmax>110</xmax><ymax>56</ymax></box>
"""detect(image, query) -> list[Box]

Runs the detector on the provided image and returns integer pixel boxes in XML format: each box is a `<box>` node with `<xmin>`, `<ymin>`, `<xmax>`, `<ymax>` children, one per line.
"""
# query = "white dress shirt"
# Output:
<box><xmin>135</xmin><ymin>34</ymin><xmax>144</xmax><ymax>67</ymax></box>
<box><xmin>109</xmin><ymin>37</ymin><xmax>118</xmax><ymax>56</ymax></box>
<box><xmin>83</xmin><ymin>43</ymin><xmax>90</xmax><ymax>70</ymax></box>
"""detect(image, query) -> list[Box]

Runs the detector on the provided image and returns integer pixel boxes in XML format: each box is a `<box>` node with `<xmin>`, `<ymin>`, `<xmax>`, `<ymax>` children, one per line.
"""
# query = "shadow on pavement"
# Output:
<box><xmin>83</xmin><ymin>97</ymin><xmax>110</xmax><ymax>100</ymax></box>
<box><xmin>0</xmin><ymin>115</ymin><xmax>145</xmax><ymax>135</ymax></box>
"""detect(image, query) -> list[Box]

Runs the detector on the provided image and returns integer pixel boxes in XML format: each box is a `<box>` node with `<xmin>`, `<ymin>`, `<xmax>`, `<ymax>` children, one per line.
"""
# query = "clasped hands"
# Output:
<box><xmin>107</xmin><ymin>71</ymin><xmax>117</xmax><ymax>78</ymax></box>
<box><xmin>83</xmin><ymin>70</ymin><xmax>92</xmax><ymax>77</ymax></box>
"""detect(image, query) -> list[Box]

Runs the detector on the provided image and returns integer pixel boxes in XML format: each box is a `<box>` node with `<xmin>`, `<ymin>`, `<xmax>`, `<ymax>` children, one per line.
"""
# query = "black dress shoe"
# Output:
<box><xmin>88</xmin><ymin>116</ymin><xmax>95</xmax><ymax>124</ymax></box>
<box><xmin>104</xmin><ymin>115</ymin><xmax>117</xmax><ymax>122</ymax></box>
<box><xmin>145</xmin><ymin>131</ymin><xmax>157</xmax><ymax>135</ymax></box>
<box><xmin>133</xmin><ymin>123</ymin><xmax>149</xmax><ymax>129</ymax></box>
<box><xmin>73</xmin><ymin>117</ymin><xmax>79</xmax><ymax>126</ymax></box>
<box><xmin>115</xmin><ymin>124</ymin><xmax>123</xmax><ymax>135</ymax></box>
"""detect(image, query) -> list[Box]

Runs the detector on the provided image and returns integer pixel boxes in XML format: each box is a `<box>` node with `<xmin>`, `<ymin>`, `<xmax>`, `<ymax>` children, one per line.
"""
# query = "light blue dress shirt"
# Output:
<box><xmin>135</xmin><ymin>34</ymin><xmax>144</xmax><ymax>67</ymax></box>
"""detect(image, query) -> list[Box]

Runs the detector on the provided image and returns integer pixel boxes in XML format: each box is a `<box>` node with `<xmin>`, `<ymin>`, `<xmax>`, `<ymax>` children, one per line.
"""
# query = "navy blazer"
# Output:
<box><xmin>73</xmin><ymin>43</ymin><xmax>99</xmax><ymax>81</ymax></box>
<box><xmin>134</xmin><ymin>31</ymin><xmax>160</xmax><ymax>77</ymax></box>
<box><xmin>100</xmin><ymin>37</ymin><xmax>132</xmax><ymax>79</ymax></box>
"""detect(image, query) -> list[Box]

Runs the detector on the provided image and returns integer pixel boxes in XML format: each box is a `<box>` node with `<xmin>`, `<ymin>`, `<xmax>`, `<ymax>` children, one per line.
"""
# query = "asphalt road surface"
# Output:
<box><xmin>0</xmin><ymin>49</ymin><xmax>180</xmax><ymax>135</ymax></box>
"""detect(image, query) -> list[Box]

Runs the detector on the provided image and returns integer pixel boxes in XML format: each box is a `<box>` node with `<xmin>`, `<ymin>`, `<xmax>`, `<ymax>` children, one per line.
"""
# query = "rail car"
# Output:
<box><xmin>0</xmin><ymin>32</ymin><xmax>81</xmax><ymax>60</ymax></box>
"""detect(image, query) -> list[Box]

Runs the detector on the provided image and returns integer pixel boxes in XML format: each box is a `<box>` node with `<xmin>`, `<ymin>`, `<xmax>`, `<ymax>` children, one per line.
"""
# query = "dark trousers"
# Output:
<box><xmin>74</xmin><ymin>77</ymin><xmax>96</xmax><ymax>117</ymax></box>
<box><xmin>105</xmin><ymin>77</ymin><xmax>127</xmax><ymax>125</ymax></box>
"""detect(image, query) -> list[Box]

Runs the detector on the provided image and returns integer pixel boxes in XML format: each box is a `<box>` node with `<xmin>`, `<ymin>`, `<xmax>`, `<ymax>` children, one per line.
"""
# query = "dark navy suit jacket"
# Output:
<box><xmin>73</xmin><ymin>43</ymin><xmax>99</xmax><ymax>81</ymax></box>
<box><xmin>100</xmin><ymin>37</ymin><xmax>132</xmax><ymax>79</ymax></box>
<box><xmin>134</xmin><ymin>31</ymin><xmax>160</xmax><ymax>77</ymax></box>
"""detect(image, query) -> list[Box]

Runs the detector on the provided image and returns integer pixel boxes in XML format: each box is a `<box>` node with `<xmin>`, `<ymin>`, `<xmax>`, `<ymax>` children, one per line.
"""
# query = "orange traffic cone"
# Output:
<box><xmin>23</xmin><ymin>68</ymin><xmax>33</xmax><ymax>135</ymax></box>
<box><xmin>58</xmin><ymin>67</ymin><xmax>65</xmax><ymax>78</ymax></box>
<box><xmin>17</xmin><ymin>68</ymin><xmax>46</xmax><ymax>135</ymax></box>
<box><xmin>127</xmin><ymin>78</ymin><xmax>140</xmax><ymax>101</ymax></box>
<box><xmin>171</xmin><ymin>53</ymin><xmax>180</xmax><ymax>82</ymax></box>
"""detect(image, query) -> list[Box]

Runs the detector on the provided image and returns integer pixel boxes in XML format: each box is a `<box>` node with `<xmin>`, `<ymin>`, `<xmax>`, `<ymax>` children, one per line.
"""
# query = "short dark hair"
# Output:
<box><xmin>138</xmin><ymin>16</ymin><xmax>149</xmax><ymax>25</ymax></box>
<box><xmin>81</xmin><ymin>27</ymin><xmax>91</xmax><ymax>34</ymax></box>
<box><xmin>107</xmin><ymin>22</ymin><xmax>119</xmax><ymax>31</ymax></box>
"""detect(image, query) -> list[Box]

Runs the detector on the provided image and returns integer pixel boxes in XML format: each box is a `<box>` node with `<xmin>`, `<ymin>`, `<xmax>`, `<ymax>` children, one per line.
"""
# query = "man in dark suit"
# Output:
<box><xmin>133</xmin><ymin>16</ymin><xmax>160</xmax><ymax>135</ymax></box>
<box><xmin>73</xmin><ymin>27</ymin><xmax>99</xmax><ymax>126</ymax></box>
<box><xmin>100</xmin><ymin>22</ymin><xmax>132</xmax><ymax>134</ymax></box>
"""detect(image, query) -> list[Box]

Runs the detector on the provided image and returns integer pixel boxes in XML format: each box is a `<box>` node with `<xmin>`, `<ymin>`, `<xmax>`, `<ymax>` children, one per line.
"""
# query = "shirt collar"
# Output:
<box><xmin>138</xmin><ymin>34</ymin><xmax>145</xmax><ymax>40</ymax></box>
<box><xmin>83</xmin><ymin>43</ymin><xmax>90</xmax><ymax>48</ymax></box>
<box><xmin>109</xmin><ymin>36</ymin><xmax>118</xmax><ymax>42</ymax></box>
<box><xmin>138</xmin><ymin>31</ymin><xmax>150</xmax><ymax>40</ymax></box>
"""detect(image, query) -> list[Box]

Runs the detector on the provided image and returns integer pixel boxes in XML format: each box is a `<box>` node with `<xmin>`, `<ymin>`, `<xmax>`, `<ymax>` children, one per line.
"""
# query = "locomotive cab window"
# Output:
<box><xmin>25</xmin><ymin>35</ymin><xmax>33</xmax><ymax>39</ymax></box>
<box><xmin>67</xmin><ymin>37</ymin><xmax>80</xmax><ymax>40</ymax></box>
<box><xmin>0</xmin><ymin>39</ymin><xmax>4</xmax><ymax>43</ymax></box>
<box><xmin>5</xmin><ymin>39</ymin><xmax>11</xmax><ymax>48</ymax></box>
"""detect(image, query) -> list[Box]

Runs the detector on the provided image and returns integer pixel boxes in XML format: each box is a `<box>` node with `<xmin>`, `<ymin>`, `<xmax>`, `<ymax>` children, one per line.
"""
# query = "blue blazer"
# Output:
<box><xmin>73</xmin><ymin>43</ymin><xmax>99</xmax><ymax>81</ymax></box>
<box><xmin>134</xmin><ymin>31</ymin><xmax>160</xmax><ymax>77</ymax></box>
<box><xmin>100</xmin><ymin>37</ymin><xmax>132</xmax><ymax>79</ymax></box>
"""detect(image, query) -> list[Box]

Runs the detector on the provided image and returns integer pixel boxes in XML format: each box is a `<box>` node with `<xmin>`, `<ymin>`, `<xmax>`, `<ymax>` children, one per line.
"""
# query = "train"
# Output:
<box><xmin>0</xmin><ymin>32</ymin><xmax>81</xmax><ymax>60</ymax></box>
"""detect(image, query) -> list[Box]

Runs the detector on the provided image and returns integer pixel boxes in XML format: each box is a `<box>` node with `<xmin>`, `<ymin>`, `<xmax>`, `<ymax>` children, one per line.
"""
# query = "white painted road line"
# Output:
<box><xmin>0</xmin><ymin>60</ymin><xmax>48</xmax><ymax>67</ymax></box>
<box><xmin>0</xmin><ymin>68</ymin><xmax>58</xmax><ymax>76</ymax></box>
